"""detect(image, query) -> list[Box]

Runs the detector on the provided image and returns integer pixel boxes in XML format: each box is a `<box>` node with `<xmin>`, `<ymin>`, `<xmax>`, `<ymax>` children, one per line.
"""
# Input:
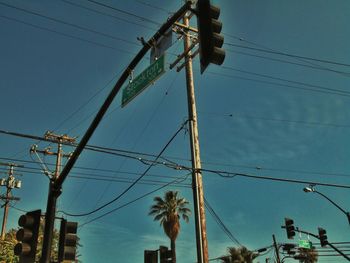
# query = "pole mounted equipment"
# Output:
<box><xmin>196</xmin><ymin>0</ymin><xmax>226</xmax><ymax>73</ymax></box>
<box><xmin>14</xmin><ymin>209</ymin><xmax>41</xmax><ymax>263</ymax></box>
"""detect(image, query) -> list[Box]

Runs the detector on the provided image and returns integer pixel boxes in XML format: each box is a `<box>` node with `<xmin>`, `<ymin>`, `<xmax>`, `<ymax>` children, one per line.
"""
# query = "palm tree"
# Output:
<box><xmin>149</xmin><ymin>191</ymin><xmax>191</xmax><ymax>263</ymax></box>
<box><xmin>298</xmin><ymin>248</ymin><xmax>318</xmax><ymax>263</ymax></box>
<box><xmin>220</xmin><ymin>246</ymin><xmax>258</xmax><ymax>263</ymax></box>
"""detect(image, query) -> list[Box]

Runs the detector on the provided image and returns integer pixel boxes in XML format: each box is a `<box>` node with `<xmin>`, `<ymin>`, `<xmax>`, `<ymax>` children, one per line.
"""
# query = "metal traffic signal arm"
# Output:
<box><xmin>281</xmin><ymin>224</ymin><xmax>350</xmax><ymax>261</ymax></box>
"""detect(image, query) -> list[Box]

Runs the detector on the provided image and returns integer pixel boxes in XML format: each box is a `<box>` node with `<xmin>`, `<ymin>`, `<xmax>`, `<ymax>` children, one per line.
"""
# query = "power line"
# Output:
<box><xmin>226</xmin><ymin>49</ymin><xmax>350</xmax><ymax>76</ymax></box>
<box><xmin>198</xmin><ymin>111</ymin><xmax>350</xmax><ymax>129</ymax></box>
<box><xmin>222</xmin><ymin>66</ymin><xmax>350</xmax><ymax>96</ymax></box>
<box><xmin>225</xmin><ymin>42</ymin><xmax>350</xmax><ymax>68</ymax></box>
<box><xmin>134</xmin><ymin>0</ymin><xmax>172</xmax><ymax>14</ymax></box>
<box><xmin>0</xmin><ymin>2</ymin><xmax>140</xmax><ymax>46</ymax></box>
<box><xmin>208</xmin><ymin>71</ymin><xmax>350</xmax><ymax>98</ymax></box>
<box><xmin>62</xmin><ymin>120</ymin><xmax>189</xmax><ymax>217</ymax></box>
<box><xmin>204</xmin><ymin>197</ymin><xmax>242</xmax><ymax>246</ymax></box>
<box><xmin>0</xmin><ymin>167</ymin><xmax>191</xmax><ymax>188</ymax></box>
<box><xmin>206</xmin><ymin>169</ymin><xmax>350</xmax><ymax>189</ymax></box>
<box><xmin>2</xmin><ymin>130</ymin><xmax>350</xmax><ymax>181</ymax></box>
<box><xmin>86</xmin><ymin>0</ymin><xmax>161</xmax><ymax>26</ymax></box>
<box><xmin>61</xmin><ymin>0</ymin><xmax>157</xmax><ymax>31</ymax></box>
<box><xmin>76</xmin><ymin>173</ymin><xmax>191</xmax><ymax>227</ymax></box>
<box><xmin>0</xmin><ymin>14</ymin><xmax>135</xmax><ymax>55</ymax></box>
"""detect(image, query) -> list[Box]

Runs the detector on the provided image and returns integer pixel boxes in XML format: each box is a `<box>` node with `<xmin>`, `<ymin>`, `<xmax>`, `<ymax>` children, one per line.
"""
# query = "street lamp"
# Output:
<box><xmin>303</xmin><ymin>186</ymin><xmax>350</xmax><ymax>225</ymax></box>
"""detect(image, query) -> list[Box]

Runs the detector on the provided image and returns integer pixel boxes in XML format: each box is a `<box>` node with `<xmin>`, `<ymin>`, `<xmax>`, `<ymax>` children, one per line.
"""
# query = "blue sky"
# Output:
<box><xmin>1</xmin><ymin>0</ymin><xmax>350</xmax><ymax>262</ymax></box>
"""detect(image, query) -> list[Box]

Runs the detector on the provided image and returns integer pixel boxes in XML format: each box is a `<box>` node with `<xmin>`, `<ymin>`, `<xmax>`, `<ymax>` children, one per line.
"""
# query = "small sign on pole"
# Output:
<box><xmin>298</xmin><ymin>239</ymin><xmax>312</xmax><ymax>249</ymax></box>
<box><xmin>121</xmin><ymin>55</ymin><xmax>166</xmax><ymax>107</ymax></box>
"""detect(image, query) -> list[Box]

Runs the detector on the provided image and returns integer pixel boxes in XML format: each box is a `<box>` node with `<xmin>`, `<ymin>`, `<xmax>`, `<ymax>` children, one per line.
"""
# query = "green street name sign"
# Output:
<box><xmin>298</xmin><ymin>239</ymin><xmax>312</xmax><ymax>249</ymax></box>
<box><xmin>121</xmin><ymin>55</ymin><xmax>165</xmax><ymax>107</ymax></box>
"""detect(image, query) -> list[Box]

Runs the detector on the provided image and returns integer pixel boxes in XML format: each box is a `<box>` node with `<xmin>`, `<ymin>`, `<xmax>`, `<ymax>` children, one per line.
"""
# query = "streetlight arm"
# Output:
<box><xmin>314</xmin><ymin>190</ymin><xmax>348</xmax><ymax>216</ymax></box>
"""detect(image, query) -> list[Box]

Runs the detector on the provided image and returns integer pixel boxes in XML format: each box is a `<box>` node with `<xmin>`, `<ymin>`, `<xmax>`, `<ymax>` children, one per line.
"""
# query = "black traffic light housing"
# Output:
<box><xmin>318</xmin><ymin>227</ymin><xmax>328</xmax><ymax>247</ymax></box>
<box><xmin>284</xmin><ymin>218</ymin><xmax>295</xmax><ymax>239</ymax></box>
<box><xmin>58</xmin><ymin>219</ymin><xmax>78</xmax><ymax>262</ymax></box>
<box><xmin>14</xmin><ymin>209</ymin><xmax>41</xmax><ymax>263</ymax></box>
<box><xmin>159</xmin><ymin>246</ymin><xmax>172</xmax><ymax>263</ymax></box>
<box><xmin>144</xmin><ymin>250</ymin><xmax>158</xmax><ymax>263</ymax></box>
<box><xmin>196</xmin><ymin>0</ymin><xmax>225</xmax><ymax>73</ymax></box>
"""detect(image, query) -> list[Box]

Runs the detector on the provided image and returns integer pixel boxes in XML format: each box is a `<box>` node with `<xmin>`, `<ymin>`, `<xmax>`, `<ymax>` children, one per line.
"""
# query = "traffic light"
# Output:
<box><xmin>159</xmin><ymin>246</ymin><xmax>172</xmax><ymax>263</ymax></box>
<box><xmin>284</xmin><ymin>218</ymin><xmax>295</xmax><ymax>239</ymax></box>
<box><xmin>318</xmin><ymin>227</ymin><xmax>328</xmax><ymax>247</ymax></box>
<box><xmin>58</xmin><ymin>219</ymin><xmax>78</xmax><ymax>262</ymax></box>
<box><xmin>144</xmin><ymin>250</ymin><xmax>158</xmax><ymax>263</ymax></box>
<box><xmin>14</xmin><ymin>209</ymin><xmax>41</xmax><ymax>263</ymax></box>
<box><xmin>196</xmin><ymin>0</ymin><xmax>225</xmax><ymax>73</ymax></box>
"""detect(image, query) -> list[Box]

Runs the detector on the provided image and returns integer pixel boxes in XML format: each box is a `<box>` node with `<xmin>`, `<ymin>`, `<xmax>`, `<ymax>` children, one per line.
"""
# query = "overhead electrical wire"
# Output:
<box><xmin>226</xmin><ymin>49</ymin><xmax>350</xmax><ymax>76</ymax></box>
<box><xmin>3</xmin><ymin>128</ymin><xmax>350</xmax><ymax>182</ymax></box>
<box><xmin>61</xmin><ymin>0</ymin><xmax>157</xmax><ymax>31</ymax></box>
<box><xmin>225</xmin><ymin>42</ymin><xmax>350</xmax><ymax>68</ymax></box>
<box><xmin>207</xmin><ymin>71</ymin><xmax>350</xmax><ymax>98</ymax></box>
<box><xmin>76</xmin><ymin>173</ymin><xmax>191</xmax><ymax>227</ymax></box>
<box><xmin>0</xmin><ymin>14</ymin><xmax>135</xmax><ymax>55</ymax></box>
<box><xmin>0</xmin><ymin>2</ymin><xmax>139</xmax><ymax>46</ymax></box>
<box><xmin>4</xmin><ymin>151</ymin><xmax>350</xmax><ymax>183</ymax></box>
<box><xmin>221</xmin><ymin>66</ymin><xmax>350</xmax><ymax>96</ymax></box>
<box><xmin>204</xmin><ymin>197</ymin><xmax>242</xmax><ymax>246</ymax></box>
<box><xmin>198</xmin><ymin>111</ymin><xmax>350</xmax><ymax>129</ymax></box>
<box><xmin>86</xmin><ymin>0</ymin><xmax>161</xmax><ymax>26</ymax></box>
<box><xmin>0</xmin><ymin>166</ymin><xmax>191</xmax><ymax>188</ymax></box>
<box><xmin>61</xmin><ymin>120</ymin><xmax>189</xmax><ymax>217</ymax></box>
<box><xmin>134</xmin><ymin>0</ymin><xmax>172</xmax><ymax>14</ymax></box>
<box><xmin>2</xmin><ymin>130</ymin><xmax>350</xmax><ymax>187</ymax></box>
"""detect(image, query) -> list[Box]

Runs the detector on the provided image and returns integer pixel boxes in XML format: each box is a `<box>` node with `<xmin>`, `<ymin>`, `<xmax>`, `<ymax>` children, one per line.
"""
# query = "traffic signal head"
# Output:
<box><xmin>159</xmin><ymin>246</ymin><xmax>172</xmax><ymax>263</ymax></box>
<box><xmin>196</xmin><ymin>0</ymin><xmax>226</xmax><ymax>73</ymax></box>
<box><xmin>318</xmin><ymin>227</ymin><xmax>328</xmax><ymax>247</ymax></box>
<box><xmin>285</xmin><ymin>218</ymin><xmax>295</xmax><ymax>239</ymax></box>
<box><xmin>14</xmin><ymin>209</ymin><xmax>41</xmax><ymax>263</ymax></box>
<box><xmin>58</xmin><ymin>219</ymin><xmax>78</xmax><ymax>261</ymax></box>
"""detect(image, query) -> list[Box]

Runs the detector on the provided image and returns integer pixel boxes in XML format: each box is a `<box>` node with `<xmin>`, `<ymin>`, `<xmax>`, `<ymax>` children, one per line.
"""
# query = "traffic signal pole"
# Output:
<box><xmin>183</xmin><ymin>12</ymin><xmax>208</xmax><ymax>263</ymax></box>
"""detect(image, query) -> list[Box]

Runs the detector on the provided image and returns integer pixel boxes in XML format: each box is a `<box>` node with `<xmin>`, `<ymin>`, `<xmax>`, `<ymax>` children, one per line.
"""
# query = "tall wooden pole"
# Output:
<box><xmin>183</xmin><ymin>12</ymin><xmax>209</xmax><ymax>263</ymax></box>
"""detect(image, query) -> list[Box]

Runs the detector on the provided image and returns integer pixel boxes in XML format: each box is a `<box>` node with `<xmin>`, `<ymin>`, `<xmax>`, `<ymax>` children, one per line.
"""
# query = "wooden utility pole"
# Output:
<box><xmin>33</xmin><ymin>131</ymin><xmax>75</xmax><ymax>263</ymax></box>
<box><xmin>272</xmin><ymin>234</ymin><xmax>281</xmax><ymax>263</ymax></box>
<box><xmin>0</xmin><ymin>163</ymin><xmax>21</xmax><ymax>240</ymax></box>
<box><xmin>183</xmin><ymin>12</ymin><xmax>209</xmax><ymax>263</ymax></box>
